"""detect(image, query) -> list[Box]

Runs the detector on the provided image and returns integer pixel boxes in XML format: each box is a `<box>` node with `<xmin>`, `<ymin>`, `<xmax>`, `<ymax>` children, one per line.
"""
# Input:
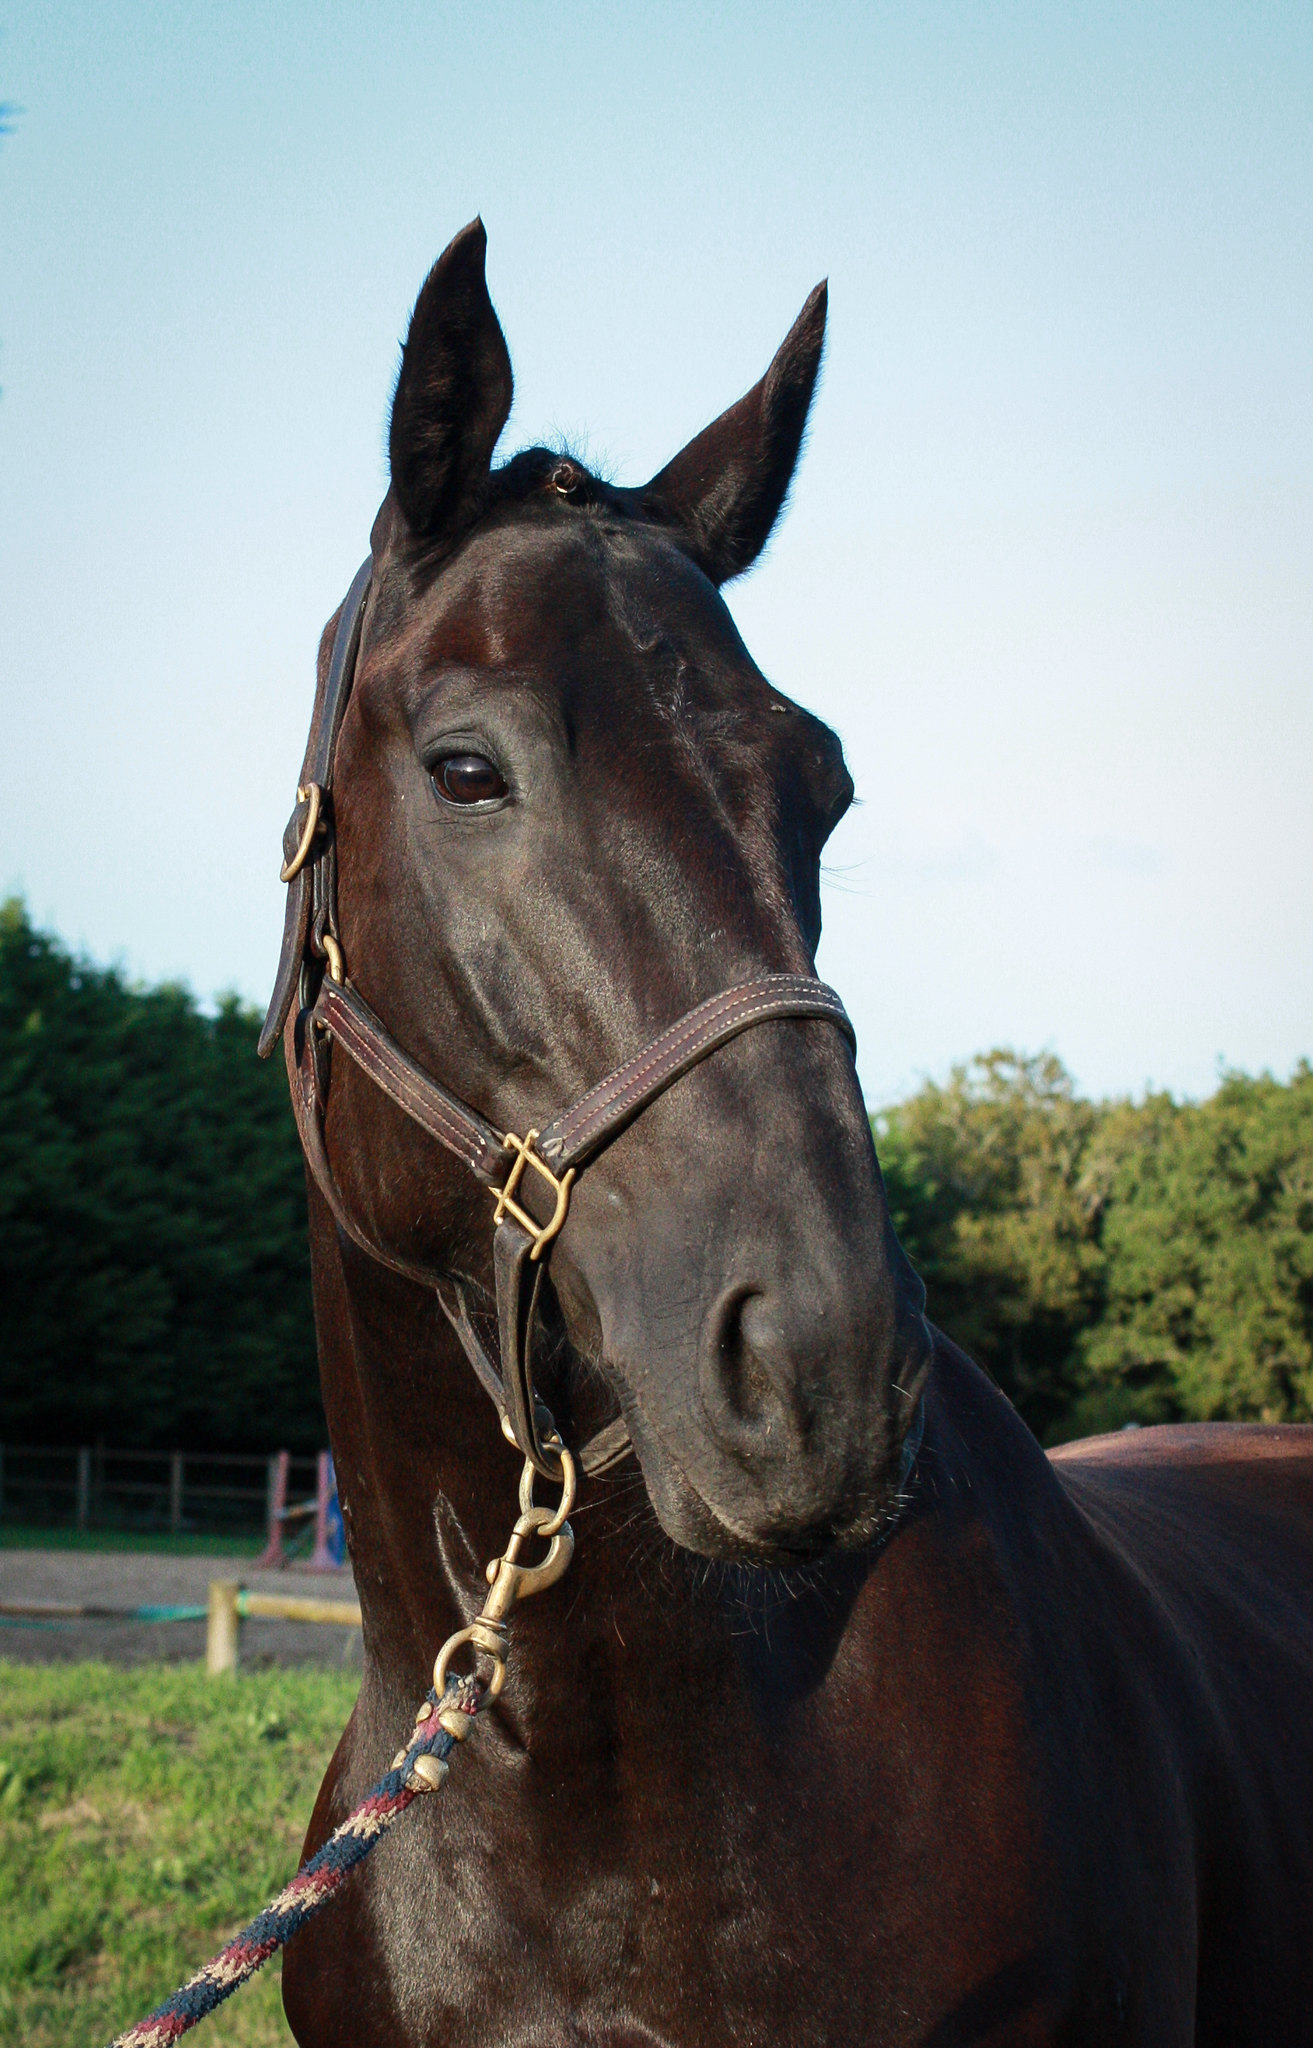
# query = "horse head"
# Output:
<box><xmin>292</xmin><ymin>220</ymin><xmax>931</xmax><ymax>1566</ymax></box>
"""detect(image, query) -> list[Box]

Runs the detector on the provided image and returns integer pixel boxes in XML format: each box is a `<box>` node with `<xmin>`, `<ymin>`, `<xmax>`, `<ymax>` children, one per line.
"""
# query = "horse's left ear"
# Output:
<box><xmin>641</xmin><ymin>282</ymin><xmax>826</xmax><ymax>585</ymax></box>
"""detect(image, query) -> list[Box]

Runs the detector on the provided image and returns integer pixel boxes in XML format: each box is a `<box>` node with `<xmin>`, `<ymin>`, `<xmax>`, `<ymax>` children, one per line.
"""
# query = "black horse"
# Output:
<box><xmin>271</xmin><ymin>221</ymin><xmax>1313</xmax><ymax>2045</ymax></box>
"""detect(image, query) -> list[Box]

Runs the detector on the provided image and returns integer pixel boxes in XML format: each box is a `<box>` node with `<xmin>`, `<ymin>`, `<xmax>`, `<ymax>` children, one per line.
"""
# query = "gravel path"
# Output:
<box><xmin>0</xmin><ymin>1548</ymin><xmax>361</xmax><ymax>1668</ymax></box>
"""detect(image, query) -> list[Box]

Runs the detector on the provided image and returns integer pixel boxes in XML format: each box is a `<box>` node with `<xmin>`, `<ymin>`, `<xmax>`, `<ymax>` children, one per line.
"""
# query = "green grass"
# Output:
<box><xmin>0</xmin><ymin>1661</ymin><xmax>359</xmax><ymax>2048</ymax></box>
<box><xmin>0</xmin><ymin>1527</ymin><xmax>264</xmax><ymax>1558</ymax></box>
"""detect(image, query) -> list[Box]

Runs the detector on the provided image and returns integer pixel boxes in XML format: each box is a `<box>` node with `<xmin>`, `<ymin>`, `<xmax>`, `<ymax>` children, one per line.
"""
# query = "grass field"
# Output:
<box><xmin>0</xmin><ymin>1660</ymin><xmax>359</xmax><ymax>2048</ymax></box>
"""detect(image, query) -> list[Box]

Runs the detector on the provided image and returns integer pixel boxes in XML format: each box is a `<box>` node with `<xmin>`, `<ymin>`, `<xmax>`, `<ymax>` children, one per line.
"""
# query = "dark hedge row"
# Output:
<box><xmin>0</xmin><ymin>900</ymin><xmax>317</xmax><ymax>1451</ymax></box>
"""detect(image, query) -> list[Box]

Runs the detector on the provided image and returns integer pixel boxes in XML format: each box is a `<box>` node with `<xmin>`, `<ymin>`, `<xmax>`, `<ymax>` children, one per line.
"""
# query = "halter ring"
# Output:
<box><xmin>280</xmin><ymin>783</ymin><xmax>324</xmax><ymax>882</ymax></box>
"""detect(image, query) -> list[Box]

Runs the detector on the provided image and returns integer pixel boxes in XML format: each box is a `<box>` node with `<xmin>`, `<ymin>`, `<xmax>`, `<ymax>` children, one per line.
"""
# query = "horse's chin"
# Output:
<box><xmin>630</xmin><ymin>1425</ymin><xmax>911</xmax><ymax>1566</ymax></box>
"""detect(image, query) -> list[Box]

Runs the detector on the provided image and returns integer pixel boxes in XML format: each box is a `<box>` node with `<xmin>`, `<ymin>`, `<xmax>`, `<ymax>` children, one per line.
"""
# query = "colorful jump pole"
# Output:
<box><xmin>255</xmin><ymin>1451</ymin><xmax>290</xmax><ymax>1569</ymax></box>
<box><xmin>307</xmin><ymin>1452</ymin><xmax>341</xmax><ymax>1572</ymax></box>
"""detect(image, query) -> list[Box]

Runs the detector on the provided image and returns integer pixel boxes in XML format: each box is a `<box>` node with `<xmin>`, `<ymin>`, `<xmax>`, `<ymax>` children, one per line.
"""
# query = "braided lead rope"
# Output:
<box><xmin>106</xmin><ymin>1435</ymin><xmax>577</xmax><ymax>2048</ymax></box>
<box><xmin>106</xmin><ymin>1673</ymin><xmax>483</xmax><ymax>2048</ymax></box>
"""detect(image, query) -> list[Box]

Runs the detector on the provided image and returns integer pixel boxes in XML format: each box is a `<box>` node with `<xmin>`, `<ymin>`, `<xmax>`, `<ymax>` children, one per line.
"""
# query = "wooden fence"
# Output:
<box><xmin>0</xmin><ymin>1444</ymin><xmax>321</xmax><ymax>1538</ymax></box>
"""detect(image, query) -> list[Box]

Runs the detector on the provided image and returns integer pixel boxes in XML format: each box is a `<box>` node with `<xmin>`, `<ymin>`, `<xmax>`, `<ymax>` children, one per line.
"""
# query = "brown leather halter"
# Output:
<box><xmin>261</xmin><ymin>558</ymin><xmax>857</xmax><ymax>1479</ymax></box>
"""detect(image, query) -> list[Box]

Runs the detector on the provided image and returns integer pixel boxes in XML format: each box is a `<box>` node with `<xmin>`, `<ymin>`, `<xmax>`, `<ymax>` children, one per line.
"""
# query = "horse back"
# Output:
<box><xmin>1050</xmin><ymin>1423</ymin><xmax>1313</xmax><ymax>2039</ymax></box>
<box><xmin>1050</xmin><ymin>1421</ymin><xmax>1313</xmax><ymax>1663</ymax></box>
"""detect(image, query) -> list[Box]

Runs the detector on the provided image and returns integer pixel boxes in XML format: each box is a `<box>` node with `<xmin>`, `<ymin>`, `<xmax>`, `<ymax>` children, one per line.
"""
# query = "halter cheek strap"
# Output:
<box><xmin>262</xmin><ymin>562</ymin><xmax>857</xmax><ymax>1481</ymax></box>
<box><xmin>262</xmin><ymin>556</ymin><xmax>373</xmax><ymax>1064</ymax></box>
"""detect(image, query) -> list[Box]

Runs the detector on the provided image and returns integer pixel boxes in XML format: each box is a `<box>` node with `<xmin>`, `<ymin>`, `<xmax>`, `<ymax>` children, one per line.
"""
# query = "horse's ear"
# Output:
<box><xmin>388</xmin><ymin>218</ymin><xmax>513</xmax><ymax>539</ymax></box>
<box><xmin>642</xmin><ymin>282</ymin><xmax>826</xmax><ymax>585</ymax></box>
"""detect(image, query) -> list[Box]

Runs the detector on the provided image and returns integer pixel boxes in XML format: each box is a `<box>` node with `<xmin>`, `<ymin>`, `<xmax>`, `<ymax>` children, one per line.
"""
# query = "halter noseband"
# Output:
<box><xmin>261</xmin><ymin>559</ymin><xmax>856</xmax><ymax>1480</ymax></box>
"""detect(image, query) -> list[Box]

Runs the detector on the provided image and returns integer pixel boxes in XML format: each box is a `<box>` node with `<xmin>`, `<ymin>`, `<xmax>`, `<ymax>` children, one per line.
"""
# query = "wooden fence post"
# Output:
<box><xmin>206</xmin><ymin>1580</ymin><xmax>240</xmax><ymax>1675</ymax></box>
<box><xmin>169</xmin><ymin>1452</ymin><xmax>184</xmax><ymax>1536</ymax></box>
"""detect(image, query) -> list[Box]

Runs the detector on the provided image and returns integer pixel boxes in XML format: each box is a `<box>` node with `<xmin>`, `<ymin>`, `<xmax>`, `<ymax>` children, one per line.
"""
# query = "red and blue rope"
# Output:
<box><xmin>106</xmin><ymin>1674</ymin><xmax>482</xmax><ymax>2048</ymax></box>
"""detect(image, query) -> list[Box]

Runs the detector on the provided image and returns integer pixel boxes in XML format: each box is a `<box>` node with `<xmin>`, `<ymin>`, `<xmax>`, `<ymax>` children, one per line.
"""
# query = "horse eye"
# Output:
<box><xmin>432</xmin><ymin>753</ymin><xmax>508</xmax><ymax>806</ymax></box>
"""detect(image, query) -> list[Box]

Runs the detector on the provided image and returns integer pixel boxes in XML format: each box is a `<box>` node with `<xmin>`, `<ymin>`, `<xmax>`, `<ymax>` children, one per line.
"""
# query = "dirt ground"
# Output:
<box><xmin>0</xmin><ymin>1548</ymin><xmax>361</xmax><ymax>1668</ymax></box>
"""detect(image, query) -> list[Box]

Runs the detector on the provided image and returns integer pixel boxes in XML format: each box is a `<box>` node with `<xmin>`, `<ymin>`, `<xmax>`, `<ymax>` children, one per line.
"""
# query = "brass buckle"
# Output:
<box><xmin>493</xmin><ymin>1129</ymin><xmax>576</xmax><ymax>1261</ymax></box>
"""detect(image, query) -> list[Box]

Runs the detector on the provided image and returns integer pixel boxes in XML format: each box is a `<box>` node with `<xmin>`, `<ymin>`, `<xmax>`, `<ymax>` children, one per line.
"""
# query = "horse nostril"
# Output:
<box><xmin>703</xmin><ymin>1288</ymin><xmax>799</xmax><ymax>1452</ymax></box>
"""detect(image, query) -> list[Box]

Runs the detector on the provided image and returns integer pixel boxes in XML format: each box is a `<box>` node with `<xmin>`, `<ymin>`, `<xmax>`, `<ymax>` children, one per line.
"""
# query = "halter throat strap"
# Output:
<box><xmin>262</xmin><ymin>562</ymin><xmax>858</xmax><ymax>1480</ymax></box>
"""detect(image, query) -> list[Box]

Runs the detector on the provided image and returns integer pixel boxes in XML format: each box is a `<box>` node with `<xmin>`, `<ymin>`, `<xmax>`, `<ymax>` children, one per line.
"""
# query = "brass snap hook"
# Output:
<box><xmin>431</xmin><ymin>1444</ymin><xmax>576</xmax><ymax>1705</ymax></box>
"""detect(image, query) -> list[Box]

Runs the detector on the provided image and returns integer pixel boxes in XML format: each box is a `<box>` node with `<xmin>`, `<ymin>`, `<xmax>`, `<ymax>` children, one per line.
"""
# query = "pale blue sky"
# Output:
<box><xmin>2</xmin><ymin>2</ymin><xmax>1309</xmax><ymax>1103</ymax></box>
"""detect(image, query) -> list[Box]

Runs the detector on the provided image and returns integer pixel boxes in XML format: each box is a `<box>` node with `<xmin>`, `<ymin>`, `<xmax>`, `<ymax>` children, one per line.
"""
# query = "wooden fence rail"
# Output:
<box><xmin>0</xmin><ymin>1444</ymin><xmax>322</xmax><ymax>1538</ymax></box>
<box><xmin>205</xmin><ymin>1581</ymin><xmax>362</xmax><ymax>1674</ymax></box>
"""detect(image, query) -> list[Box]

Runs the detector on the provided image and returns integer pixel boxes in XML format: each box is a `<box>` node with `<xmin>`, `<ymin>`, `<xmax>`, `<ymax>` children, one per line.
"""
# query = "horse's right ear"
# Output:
<box><xmin>388</xmin><ymin>218</ymin><xmax>513</xmax><ymax>540</ymax></box>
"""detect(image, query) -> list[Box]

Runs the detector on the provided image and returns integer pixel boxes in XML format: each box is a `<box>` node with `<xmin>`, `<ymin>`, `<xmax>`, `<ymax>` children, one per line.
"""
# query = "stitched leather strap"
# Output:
<box><xmin>289</xmin><ymin>1014</ymin><xmax>448</xmax><ymax>1292</ymax></box>
<box><xmin>314</xmin><ymin>974</ymin><xmax>853</xmax><ymax>1190</ymax></box>
<box><xmin>537</xmin><ymin>977</ymin><xmax>856</xmax><ymax>1170</ymax></box>
<box><xmin>316</xmin><ymin>981</ymin><xmax>506</xmax><ymax>1186</ymax></box>
<box><xmin>260</xmin><ymin>558</ymin><xmax>372</xmax><ymax>1060</ymax></box>
<box><xmin>494</xmin><ymin>1219</ymin><xmax>550</xmax><ymax>1471</ymax></box>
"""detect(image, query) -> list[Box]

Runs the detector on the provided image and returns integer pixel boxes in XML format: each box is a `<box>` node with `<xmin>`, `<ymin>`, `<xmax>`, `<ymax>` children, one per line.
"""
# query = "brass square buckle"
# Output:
<box><xmin>493</xmin><ymin>1130</ymin><xmax>576</xmax><ymax>1261</ymax></box>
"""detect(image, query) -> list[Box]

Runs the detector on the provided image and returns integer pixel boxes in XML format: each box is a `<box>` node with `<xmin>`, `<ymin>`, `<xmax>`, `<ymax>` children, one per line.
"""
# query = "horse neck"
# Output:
<box><xmin>306</xmin><ymin>1189</ymin><xmax>519</xmax><ymax>1675</ymax></box>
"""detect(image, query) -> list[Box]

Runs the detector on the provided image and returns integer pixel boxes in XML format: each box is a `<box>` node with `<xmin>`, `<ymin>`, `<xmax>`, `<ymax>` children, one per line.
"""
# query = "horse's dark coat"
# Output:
<box><xmin>280</xmin><ymin>222</ymin><xmax>1313</xmax><ymax>2045</ymax></box>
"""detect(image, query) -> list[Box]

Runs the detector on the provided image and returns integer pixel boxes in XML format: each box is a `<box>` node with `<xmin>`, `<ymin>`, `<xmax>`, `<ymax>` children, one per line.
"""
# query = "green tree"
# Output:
<box><xmin>0</xmin><ymin>899</ymin><xmax>319</xmax><ymax>1450</ymax></box>
<box><xmin>1075</xmin><ymin>1067</ymin><xmax>1313</xmax><ymax>1432</ymax></box>
<box><xmin>874</xmin><ymin>1050</ymin><xmax>1104</xmax><ymax>1440</ymax></box>
<box><xmin>876</xmin><ymin>1050</ymin><xmax>1313</xmax><ymax>1445</ymax></box>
